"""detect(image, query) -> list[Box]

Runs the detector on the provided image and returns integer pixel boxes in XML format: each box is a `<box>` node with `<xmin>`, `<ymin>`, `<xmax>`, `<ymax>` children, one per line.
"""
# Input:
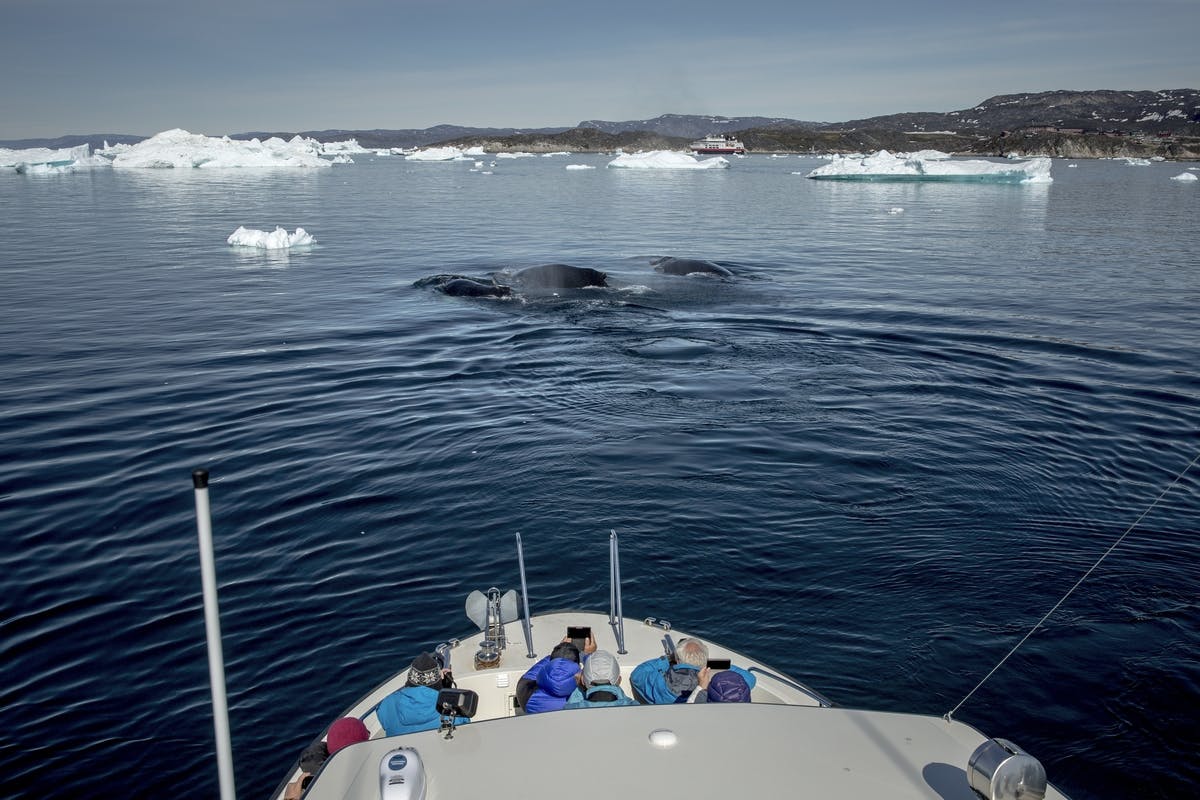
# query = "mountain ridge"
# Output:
<box><xmin>4</xmin><ymin>89</ymin><xmax>1197</xmax><ymax>158</ymax></box>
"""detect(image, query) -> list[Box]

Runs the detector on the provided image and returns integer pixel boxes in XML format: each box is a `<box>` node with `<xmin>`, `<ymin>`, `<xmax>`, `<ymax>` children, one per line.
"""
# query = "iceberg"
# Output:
<box><xmin>806</xmin><ymin>150</ymin><xmax>1051</xmax><ymax>183</ymax></box>
<box><xmin>1</xmin><ymin>143</ymin><xmax>108</xmax><ymax>173</ymax></box>
<box><xmin>319</xmin><ymin>139</ymin><xmax>370</xmax><ymax>155</ymax></box>
<box><xmin>565</xmin><ymin>164</ymin><xmax>596</xmax><ymax>170</ymax></box>
<box><xmin>496</xmin><ymin>152</ymin><xmax>534</xmax><ymax>159</ymax></box>
<box><xmin>227</xmin><ymin>226</ymin><xmax>315</xmax><ymax>249</ymax></box>
<box><xmin>405</xmin><ymin>146</ymin><xmax>469</xmax><ymax>161</ymax></box>
<box><xmin>1170</xmin><ymin>172</ymin><xmax>1198</xmax><ymax>182</ymax></box>
<box><xmin>111</xmin><ymin>129</ymin><xmax>334</xmax><ymax>169</ymax></box>
<box><xmin>607</xmin><ymin>151</ymin><xmax>729</xmax><ymax>170</ymax></box>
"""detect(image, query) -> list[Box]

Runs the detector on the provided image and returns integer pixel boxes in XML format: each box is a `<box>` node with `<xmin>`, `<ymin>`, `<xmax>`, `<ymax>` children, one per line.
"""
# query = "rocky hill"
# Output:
<box><xmin>443</xmin><ymin>128</ymin><xmax>689</xmax><ymax>154</ymax></box>
<box><xmin>576</xmin><ymin>113</ymin><xmax>815</xmax><ymax>138</ymax></box>
<box><xmin>838</xmin><ymin>89</ymin><xmax>1200</xmax><ymax>135</ymax></box>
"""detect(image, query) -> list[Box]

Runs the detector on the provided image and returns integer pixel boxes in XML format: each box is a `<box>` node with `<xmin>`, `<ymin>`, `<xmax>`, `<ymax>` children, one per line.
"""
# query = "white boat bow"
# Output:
<box><xmin>275</xmin><ymin>610</ymin><xmax>1065</xmax><ymax>800</ymax></box>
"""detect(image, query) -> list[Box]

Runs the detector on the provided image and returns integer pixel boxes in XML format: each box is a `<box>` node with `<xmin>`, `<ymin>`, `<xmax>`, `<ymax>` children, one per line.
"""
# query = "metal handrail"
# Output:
<box><xmin>609</xmin><ymin>530</ymin><xmax>627</xmax><ymax>654</ymax></box>
<box><xmin>515</xmin><ymin>533</ymin><xmax>536</xmax><ymax>658</ymax></box>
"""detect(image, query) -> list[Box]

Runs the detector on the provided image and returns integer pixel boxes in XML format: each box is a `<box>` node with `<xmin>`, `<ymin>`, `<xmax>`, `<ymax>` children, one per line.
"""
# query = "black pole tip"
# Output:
<box><xmin>192</xmin><ymin>468</ymin><xmax>209</xmax><ymax>489</ymax></box>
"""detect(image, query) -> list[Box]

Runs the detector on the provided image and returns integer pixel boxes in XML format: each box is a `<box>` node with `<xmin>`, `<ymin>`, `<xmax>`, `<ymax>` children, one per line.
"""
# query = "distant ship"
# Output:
<box><xmin>689</xmin><ymin>134</ymin><xmax>746</xmax><ymax>154</ymax></box>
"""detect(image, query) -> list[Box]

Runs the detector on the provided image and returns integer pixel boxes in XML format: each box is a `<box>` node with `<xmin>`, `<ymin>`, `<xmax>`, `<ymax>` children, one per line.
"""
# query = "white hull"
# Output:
<box><xmin>274</xmin><ymin>611</ymin><xmax>1069</xmax><ymax>800</ymax></box>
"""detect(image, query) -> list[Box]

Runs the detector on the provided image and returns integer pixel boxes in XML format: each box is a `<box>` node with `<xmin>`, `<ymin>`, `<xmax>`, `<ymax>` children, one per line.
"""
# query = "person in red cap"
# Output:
<box><xmin>326</xmin><ymin>716</ymin><xmax>369</xmax><ymax>754</ymax></box>
<box><xmin>284</xmin><ymin>716</ymin><xmax>370</xmax><ymax>799</ymax></box>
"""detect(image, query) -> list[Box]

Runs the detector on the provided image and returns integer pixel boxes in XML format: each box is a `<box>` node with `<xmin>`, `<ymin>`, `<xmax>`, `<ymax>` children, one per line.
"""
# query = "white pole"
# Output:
<box><xmin>193</xmin><ymin>469</ymin><xmax>237</xmax><ymax>800</ymax></box>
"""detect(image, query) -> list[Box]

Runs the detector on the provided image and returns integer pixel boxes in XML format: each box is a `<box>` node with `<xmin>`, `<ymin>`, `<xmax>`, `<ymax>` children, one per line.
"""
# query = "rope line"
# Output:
<box><xmin>945</xmin><ymin>448</ymin><xmax>1200</xmax><ymax>721</ymax></box>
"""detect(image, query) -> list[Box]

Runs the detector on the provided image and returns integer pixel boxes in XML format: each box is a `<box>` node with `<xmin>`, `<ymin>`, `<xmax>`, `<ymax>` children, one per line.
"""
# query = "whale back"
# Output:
<box><xmin>651</xmin><ymin>257</ymin><xmax>733</xmax><ymax>278</ymax></box>
<box><xmin>511</xmin><ymin>263</ymin><xmax>608</xmax><ymax>289</ymax></box>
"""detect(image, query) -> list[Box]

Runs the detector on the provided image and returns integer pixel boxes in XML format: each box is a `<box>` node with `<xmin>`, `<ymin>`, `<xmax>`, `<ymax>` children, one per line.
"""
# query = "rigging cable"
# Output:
<box><xmin>945</xmin><ymin>448</ymin><xmax>1200</xmax><ymax>721</ymax></box>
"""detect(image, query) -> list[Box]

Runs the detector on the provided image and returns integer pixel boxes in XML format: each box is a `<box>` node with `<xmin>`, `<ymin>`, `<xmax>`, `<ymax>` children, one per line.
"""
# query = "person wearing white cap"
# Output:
<box><xmin>563</xmin><ymin>650</ymin><xmax>638</xmax><ymax>709</ymax></box>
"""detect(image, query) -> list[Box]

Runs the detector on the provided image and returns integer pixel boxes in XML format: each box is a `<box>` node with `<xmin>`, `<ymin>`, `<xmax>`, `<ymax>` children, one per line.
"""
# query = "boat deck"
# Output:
<box><xmin>305</xmin><ymin>703</ymin><xmax>1068</xmax><ymax>800</ymax></box>
<box><xmin>280</xmin><ymin>612</ymin><xmax>1069</xmax><ymax>800</ymax></box>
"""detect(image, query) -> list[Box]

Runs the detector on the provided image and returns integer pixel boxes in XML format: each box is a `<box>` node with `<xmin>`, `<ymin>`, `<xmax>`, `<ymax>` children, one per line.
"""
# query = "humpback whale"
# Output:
<box><xmin>415</xmin><ymin>263</ymin><xmax>608</xmax><ymax>299</ymax></box>
<box><xmin>509</xmin><ymin>263</ymin><xmax>608</xmax><ymax>289</ymax></box>
<box><xmin>651</xmin><ymin>257</ymin><xmax>733</xmax><ymax>278</ymax></box>
<box><xmin>414</xmin><ymin>274</ymin><xmax>512</xmax><ymax>298</ymax></box>
<box><xmin>441</xmin><ymin>278</ymin><xmax>512</xmax><ymax>298</ymax></box>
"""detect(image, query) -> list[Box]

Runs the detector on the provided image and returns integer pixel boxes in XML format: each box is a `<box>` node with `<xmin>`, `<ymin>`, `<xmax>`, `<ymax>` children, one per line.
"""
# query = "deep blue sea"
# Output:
<box><xmin>2</xmin><ymin>152</ymin><xmax>1198</xmax><ymax>799</ymax></box>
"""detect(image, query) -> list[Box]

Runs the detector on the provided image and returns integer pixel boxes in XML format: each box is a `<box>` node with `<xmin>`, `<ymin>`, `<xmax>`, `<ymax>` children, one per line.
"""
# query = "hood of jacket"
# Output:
<box><xmin>536</xmin><ymin>657</ymin><xmax>581</xmax><ymax>698</ymax></box>
<box><xmin>376</xmin><ymin>685</ymin><xmax>438</xmax><ymax>733</ymax></box>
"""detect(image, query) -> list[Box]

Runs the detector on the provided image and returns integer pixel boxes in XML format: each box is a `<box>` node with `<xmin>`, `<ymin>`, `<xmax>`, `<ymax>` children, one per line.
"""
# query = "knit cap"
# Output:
<box><xmin>406</xmin><ymin>652</ymin><xmax>442</xmax><ymax>687</ymax></box>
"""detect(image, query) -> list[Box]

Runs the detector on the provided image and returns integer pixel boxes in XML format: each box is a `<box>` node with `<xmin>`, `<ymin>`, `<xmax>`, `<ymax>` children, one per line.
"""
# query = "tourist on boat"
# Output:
<box><xmin>630</xmin><ymin>638</ymin><xmax>756</xmax><ymax>704</ymax></box>
<box><xmin>516</xmin><ymin>641</ymin><xmax>581</xmax><ymax>708</ymax></box>
<box><xmin>518</xmin><ymin>640</ymin><xmax>588</xmax><ymax>713</ymax></box>
<box><xmin>563</xmin><ymin>649</ymin><xmax>638</xmax><ymax>709</ymax></box>
<box><xmin>376</xmin><ymin>652</ymin><xmax>470</xmax><ymax>735</ymax></box>
<box><xmin>283</xmin><ymin>716</ymin><xmax>369</xmax><ymax>799</ymax></box>
<box><xmin>687</xmin><ymin>669</ymin><xmax>753</xmax><ymax>703</ymax></box>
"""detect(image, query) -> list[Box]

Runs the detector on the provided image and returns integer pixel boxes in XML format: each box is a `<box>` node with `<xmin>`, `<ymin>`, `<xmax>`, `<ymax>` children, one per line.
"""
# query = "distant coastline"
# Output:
<box><xmin>441</xmin><ymin>128</ymin><xmax>1200</xmax><ymax>161</ymax></box>
<box><xmin>5</xmin><ymin>89</ymin><xmax>1198</xmax><ymax>161</ymax></box>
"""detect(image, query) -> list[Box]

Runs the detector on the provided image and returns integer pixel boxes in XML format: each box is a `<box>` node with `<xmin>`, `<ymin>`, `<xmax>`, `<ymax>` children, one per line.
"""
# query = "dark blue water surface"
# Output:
<box><xmin>2</xmin><ymin>153</ymin><xmax>1198</xmax><ymax>799</ymax></box>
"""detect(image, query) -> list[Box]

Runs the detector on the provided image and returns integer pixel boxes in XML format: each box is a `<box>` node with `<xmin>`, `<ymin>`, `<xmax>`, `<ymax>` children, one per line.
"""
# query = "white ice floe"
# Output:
<box><xmin>319</xmin><ymin>139</ymin><xmax>370</xmax><ymax>155</ymax></box>
<box><xmin>1170</xmin><ymin>172</ymin><xmax>1198</xmax><ymax>182</ymax></box>
<box><xmin>227</xmin><ymin>226</ymin><xmax>315</xmax><ymax>249</ymax></box>
<box><xmin>607</xmin><ymin>150</ymin><xmax>729</xmax><ymax>170</ymax></box>
<box><xmin>496</xmin><ymin>152</ymin><xmax>534</xmax><ymax>159</ymax></box>
<box><xmin>1121</xmin><ymin>157</ymin><xmax>1152</xmax><ymax>166</ymax></box>
<box><xmin>405</xmin><ymin>146</ymin><xmax>469</xmax><ymax>161</ymax></box>
<box><xmin>1</xmin><ymin>143</ymin><xmax>109</xmax><ymax>173</ymax></box>
<box><xmin>806</xmin><ymin>150</ymin><xmax>1052</xmax><ymax>183</ymax></box>
<box><xmin>464</xmin><ymin>146</ymin><xmax>487</xmax><ymax>156</ymax></box>
<box><xmin>111</xmin><ymin>129</ymin><xmax>335</xmax><ymax>169</ymax></box>
<box><xmin>565</xmin><ymin>164</ymin><xmax>596</xmax><ymax>170</ymax></box>
<box><xmin>541</xmin><ymin>151</ymin><xmax>570</xmax><ymax>157</ymax></box>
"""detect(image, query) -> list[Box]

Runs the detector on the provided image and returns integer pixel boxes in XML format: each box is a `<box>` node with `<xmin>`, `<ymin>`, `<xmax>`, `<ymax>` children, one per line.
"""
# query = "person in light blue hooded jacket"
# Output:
<box><xmin>376</xmin><ymin>652</ymin><xmax>470</xmax><ymax>736</ymax></box>
<box><xmin>564</xmin><ymin>650</ymin><xmax>638</xmax><ymax>709</ymax></box>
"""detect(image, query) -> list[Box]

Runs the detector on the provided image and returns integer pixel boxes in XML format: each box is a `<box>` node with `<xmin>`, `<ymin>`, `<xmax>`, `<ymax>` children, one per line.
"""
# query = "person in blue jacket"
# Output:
<box><xmin>516</xmin><ymin>632</ymin><xmax>602</xmax><ymax>712</ymax></box>
<box><xmin>376</xmin><ymin>652</ymin><xmax>470</xmax><ymax>735</ymax></box>
<box><xmin>564</xmin><ymin>650</ymin><xmax>638</xmax><ymax>709</ymax></box>
<box><xmin>517</xmin><ymin>640</ymin><xmax>585</xmax><ymax>713</ymax></box>
<box><xmin>630</xmin><ymin>638</ymin><xmax>756</xmax><ymax>704</ymax></box>
<box><xmin>688</xmin><ymin>668</ymin><xmax>753</xmax><ymax>703</ymax></box>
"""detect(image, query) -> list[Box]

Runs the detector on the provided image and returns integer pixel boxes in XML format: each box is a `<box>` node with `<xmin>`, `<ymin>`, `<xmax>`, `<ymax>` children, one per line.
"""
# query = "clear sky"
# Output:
<box><xmin>2</xmin><ymin>0</ymin><xmax>1196</xmax><ymax>140</ymax></box>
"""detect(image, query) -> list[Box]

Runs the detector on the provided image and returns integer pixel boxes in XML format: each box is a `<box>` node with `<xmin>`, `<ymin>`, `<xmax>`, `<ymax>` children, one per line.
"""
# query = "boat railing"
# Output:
<box><xmin>748</xmin><ymin>666</ymin><xmax>833</xmax><ymax>707</ymax></box>
<box><xmin>515</xmin><ymin>532</ymin><xmax>536</xmax><ymax>658</ymax></box>
<box><xmin>608</xmin><ymin>530</ymin><xmax>627</xmax><ymax>654</ymax></box>
<box><xmin>191</xmin><ymin>469</ymin><xmax>237</xmax><ymax>800</ymax></box>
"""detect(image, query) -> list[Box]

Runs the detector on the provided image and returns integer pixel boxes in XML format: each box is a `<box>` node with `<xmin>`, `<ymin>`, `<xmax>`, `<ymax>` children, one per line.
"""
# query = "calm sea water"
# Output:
<box><xmin>2</xmin><ymin>153</ymin><xmax>1198</xmax><ymax>799</ymax></box>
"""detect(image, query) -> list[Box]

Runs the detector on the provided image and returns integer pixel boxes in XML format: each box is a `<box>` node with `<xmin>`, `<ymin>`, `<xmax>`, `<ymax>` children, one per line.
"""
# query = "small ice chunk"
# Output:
<box><xmin>227</xmin><ymin>226</ymin><xmax>315</xmax><ymax>249</ymax></box>
<box><xmin>565</xmin><ymin>164</ymin><xmax>596</xmax><ymax>170</ymax></box>
<box><xmin>1170</xmin><ymin>172</ymin><xmax>1198</xmax><ymax>182</ymax></box>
